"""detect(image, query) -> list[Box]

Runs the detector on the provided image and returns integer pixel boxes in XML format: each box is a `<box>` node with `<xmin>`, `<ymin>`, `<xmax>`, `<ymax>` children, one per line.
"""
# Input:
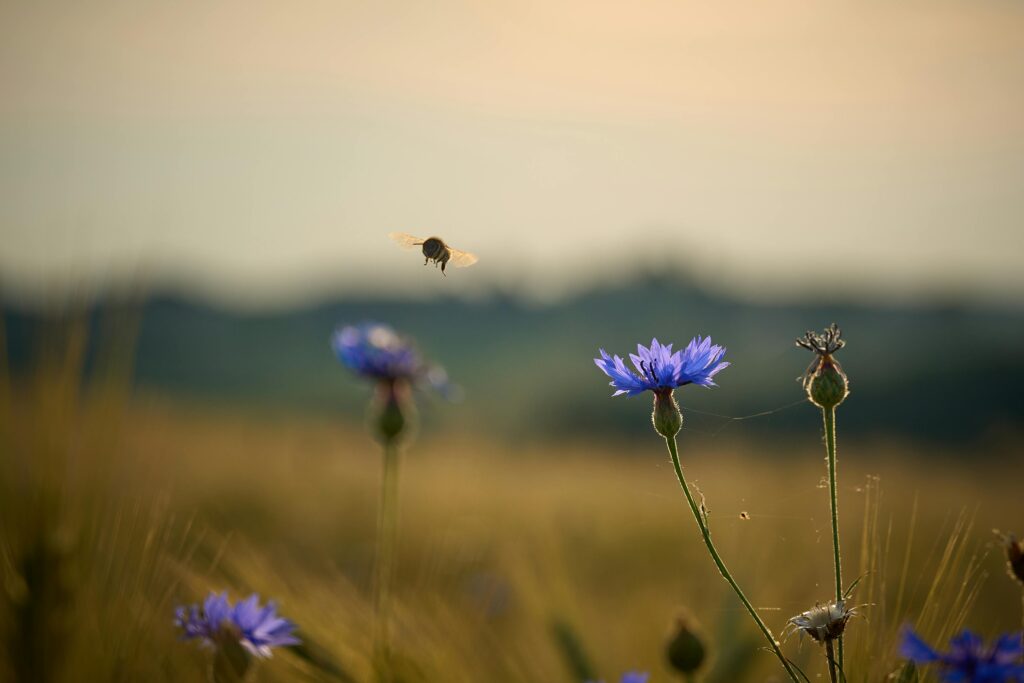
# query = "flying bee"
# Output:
<box><xmin>388</xmin><ymin>232</ymin><xmax>479</xmax><ymax>276</ymax></box>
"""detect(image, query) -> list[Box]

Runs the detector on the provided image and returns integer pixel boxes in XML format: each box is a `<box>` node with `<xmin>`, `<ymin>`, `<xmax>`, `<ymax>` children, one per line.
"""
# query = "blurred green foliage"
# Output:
<box><xmin>4</xmin><ymin>274</ymin><xmax>1023</xmax><ymax>444</ymax></box>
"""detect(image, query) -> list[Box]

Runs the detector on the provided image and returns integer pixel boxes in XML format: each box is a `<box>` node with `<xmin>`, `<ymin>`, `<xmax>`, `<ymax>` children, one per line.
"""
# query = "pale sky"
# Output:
<box><xmin>2</xmin><ymin>0</ymin><xmax>1023</xmax><ymax>306</ymax></box>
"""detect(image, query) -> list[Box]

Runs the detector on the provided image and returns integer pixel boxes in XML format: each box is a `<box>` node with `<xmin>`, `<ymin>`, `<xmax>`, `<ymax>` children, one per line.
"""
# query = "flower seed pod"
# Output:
<box><xmin>796</xmin><ymin>323</ymin><xmax>849</xmax><ymax>410</ymax></box>
<box><xmin>665</xmin><ymin>613</ymin><xmax>706</xmax><ymax>676</ymax></box>
<box><xmin>806</xmin><ymin>356</ymin><xmax>849</xmax><ymax>410</ymax></box>
<box><xmin>373</xmin><ymin>380</ymin><xmax>414</xmax><ymax>445</ymax></box>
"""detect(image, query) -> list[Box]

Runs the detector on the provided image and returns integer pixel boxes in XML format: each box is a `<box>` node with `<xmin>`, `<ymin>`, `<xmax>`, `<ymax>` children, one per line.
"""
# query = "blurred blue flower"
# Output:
<box><xmin>594</xmin><ymin>336</ymin><xmax>728</xmax><ymax>397</ymax></box>
<box><xmin>586</xmin><ymin>673</ymin><xmax>649</xmax><ymax>683</ymax></box>
<box><xmin>619</xmin><ymin>674</ymin><xmax>649</xmax><ymax>683</ymax></box>
<box><xmin>332</xmin><ymin>322</ymin><xmax>453</xmax><ymax>396</ymax></box>
<box><xmin>332</xmin><ymin>323</ymin><xmax>423</xmax><ymax>382</ymax></box>
<box><xmin>175</xmin><ymin>592</ymin><xmax>300</xmax><ymax>658</ymax></box>
<box><xmin>900</xmin><ymin>627</ymin><xmax>1024</xmax><ymax>682</ymax></box>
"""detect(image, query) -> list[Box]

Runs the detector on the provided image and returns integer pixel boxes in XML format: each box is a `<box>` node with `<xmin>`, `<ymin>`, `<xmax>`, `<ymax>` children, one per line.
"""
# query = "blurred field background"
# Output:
<box><xmin>3</xmin><ymin>1</ymin><xmax>1024</xmax><ymax>681</ymax></box>
<box><xmin>1</xmin><ymin>298</ymin><xmax>1022</xmax><ymax>682</ymax></box>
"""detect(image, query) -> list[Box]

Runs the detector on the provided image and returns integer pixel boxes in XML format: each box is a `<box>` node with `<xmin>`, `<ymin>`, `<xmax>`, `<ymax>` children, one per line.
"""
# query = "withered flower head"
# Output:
<box><xmin>787</xmin><ymin>599</ymin><xmax>856</xmax><ymax>644</ymax></box>
<box><xmin>796</xmin><ymin>323</ymin><xmax>846</xmax><ymax>357</ymax></box>
<box><xmin>795</xmin><ymin>323</ymin><xmax>849</xmax><ymax>409</ymax></box>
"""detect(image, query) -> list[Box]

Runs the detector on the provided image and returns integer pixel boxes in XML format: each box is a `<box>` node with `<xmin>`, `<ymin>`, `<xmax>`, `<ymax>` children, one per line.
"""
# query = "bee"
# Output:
<box><xmin>388</xmin><ymin>233</ymin><xmax>478</xmax><ymax>276</ymax></box>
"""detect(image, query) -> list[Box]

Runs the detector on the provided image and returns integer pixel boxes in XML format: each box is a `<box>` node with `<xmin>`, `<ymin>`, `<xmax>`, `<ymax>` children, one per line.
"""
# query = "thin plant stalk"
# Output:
<box><xmin>822</xmin><ymin>406</ymin><xmax>844</xmax><ymax>670</ymax></box>
<box><xmin>824</xmin><ymin>640</ymin><xmax>838</xmax><ymax>683</ymax></box>
<box><xmin>664</xmin><ymin>436</ymin><xmax>800</xmax><ymax>683</ymax></box>
<box><xmin>373</xmin><ymin>441</ymin><xmax>401</xmax><ymax>680</ymax></box>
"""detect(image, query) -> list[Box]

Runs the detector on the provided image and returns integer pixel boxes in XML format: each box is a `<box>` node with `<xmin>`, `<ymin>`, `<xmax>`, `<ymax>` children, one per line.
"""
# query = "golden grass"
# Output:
<box><xmin>2</xmin><ymin>338</ymin><xmax>1023</xmax><ymax>682</ymax></box>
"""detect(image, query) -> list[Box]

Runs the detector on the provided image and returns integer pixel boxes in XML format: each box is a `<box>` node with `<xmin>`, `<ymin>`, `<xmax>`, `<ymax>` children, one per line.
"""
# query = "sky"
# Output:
<box><xmin>1</xmin><ymin>0</ymin><xmax>1023</xmax><ymax>307</ymax></box>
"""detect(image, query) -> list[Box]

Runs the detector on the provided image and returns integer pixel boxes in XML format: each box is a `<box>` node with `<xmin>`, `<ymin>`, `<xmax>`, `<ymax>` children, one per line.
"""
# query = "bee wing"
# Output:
<box><xmin>448</xmin><ymin>247</ymin><xmax>479</xmax><ymax>268</ymax></box>
<box><xmin>388</xmin><ymin>232</ymin><xmax>425</xmax><ymax>250</ymax></box>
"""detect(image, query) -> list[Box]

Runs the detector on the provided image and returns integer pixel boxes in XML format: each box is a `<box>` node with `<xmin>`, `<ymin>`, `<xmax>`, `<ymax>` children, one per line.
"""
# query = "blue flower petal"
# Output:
<box><xmin>175</xmin><ymin>591</ymin><xmax>300</xmax><ymax>658</ymax></box>
<box><xmin>900</xmin><ymin>628</ymin><xmax>941</xmax><ymax>663</ymax></box>
<box><xmin>620</xmin><ymin>673</ymin><xmax>650</xmax><ymax>683</ymax></box>
<box><xmin>595</xmin><ymin>335</ymin><xmax>729</xmax><ymax>396</ymax></box>
<box><xmin>901</xmin><ymin>627</ymin><xmax>1024</xmax><ymax>683</ymax></box>
<box><xmin>333</xmin><ymin>322</ymin><xmax>451</xmax><ymax>396</ymax></box>
<box><xmin>990</xmin><ymin>632</ymin><xmax>1024</xmax><ymax>665</ymax></box>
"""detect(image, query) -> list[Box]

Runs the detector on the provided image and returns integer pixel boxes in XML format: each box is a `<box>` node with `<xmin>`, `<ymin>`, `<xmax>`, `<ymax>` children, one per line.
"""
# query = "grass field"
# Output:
<box><xmin>2</xmin><ymin>341</ymin><xmax>1022</xmax><ymax>682</ymax></box>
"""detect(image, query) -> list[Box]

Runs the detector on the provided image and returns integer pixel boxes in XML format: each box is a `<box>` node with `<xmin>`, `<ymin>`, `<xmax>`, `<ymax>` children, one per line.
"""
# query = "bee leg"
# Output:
<box><xmin>441</xmin><ymin>261</ymin><xmax>447</xmax><ymax>276</ymax></box>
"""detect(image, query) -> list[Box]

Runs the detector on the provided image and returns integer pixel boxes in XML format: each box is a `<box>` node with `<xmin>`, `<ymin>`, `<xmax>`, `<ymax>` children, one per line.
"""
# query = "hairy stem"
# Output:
<box><xmin>664</xmin><ymin>436</ymin><xmax>800</xmax><ymax>682</ymax></box>
<box><xmin>373</xmin><ymin>442</ymin><xmax>401</xmax><ymax>681</ymax></box>
<box><xmin>823</xmin><ymin>406</ymin><xmax>844</xmax><ymax>670</ymax></box>
<box><xmin>825</xmin><ymin>640</ymin><xmax>838</xmax><ymax>683</ymax></box>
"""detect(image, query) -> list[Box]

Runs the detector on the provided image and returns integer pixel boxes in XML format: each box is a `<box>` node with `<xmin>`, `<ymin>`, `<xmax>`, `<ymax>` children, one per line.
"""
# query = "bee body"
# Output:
<box><xmin>388</xmin><ymin>232</ymin><xmax>477</xmax><ymax>276</ymax></box>
<box><xmin>421</xmin><ymin>237</ymin><xmax>451</xmax><ymax>272</ymax></box>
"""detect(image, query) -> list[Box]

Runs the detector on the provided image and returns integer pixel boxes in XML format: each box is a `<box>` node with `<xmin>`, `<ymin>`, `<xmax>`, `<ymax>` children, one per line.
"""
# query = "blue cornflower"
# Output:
<box><xmin>594</xmin><ymin>336</ymin><xmax>728</xmax><ymax>438</ymax></box>
<box><xmin>175</xmin><ymin>592</ymin><xmax>300</xmax><ymax>658</ymax></box>
<box><xmin>332</xmin><ymin>322</ymin><xmax>451</xmax><ymax>393</ymax></box>
<box><xmin>594</xmin><ymin>336</ymin><xmax>728</xmax><ymax>397</ymax></box>
<box><xmin>332</xmin><ymin>323</ymin><xmax>424</xmax><ymax>382</ymax></box>
<box><xmin>900</xmin><ymin>627</ymin><xmax>1024</xmax><ymax>683</ymax></box>
<box><xmin>586</xmin><ymin>673</ymin><xmax>649</xmax><ymax>683</ymax></box>
<box><xmin>332</xmin><ymin>321</ymin><xmax>455</xmax><ymax>443</ymax></box>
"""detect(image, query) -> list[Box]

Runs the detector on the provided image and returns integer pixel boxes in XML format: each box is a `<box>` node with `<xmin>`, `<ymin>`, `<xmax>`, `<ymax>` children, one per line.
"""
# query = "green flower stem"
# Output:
<box><xmin>822</xmin><ymin>406</ymin><xmax>843</xmax><ymax>670</ymax></box>
<box><xmin>824</xmin><ymin>640</ymin><xmax>838</xmax><ymax>683</ymax></box>
<box><xmin>664</xmin><ymin>436</ymin><xmax>800</xmax><ymax>683</ymax></box>
<box><xmin>373</xmin><ymin>441</ymin><xmax>401</xmax><ymax>681</ymax></box>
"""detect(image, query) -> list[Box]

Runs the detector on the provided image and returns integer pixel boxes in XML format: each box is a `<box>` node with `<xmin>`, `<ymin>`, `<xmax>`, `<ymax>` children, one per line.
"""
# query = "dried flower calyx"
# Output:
<box><xmin>787</xmin><ymin>599</ymin><xmax>856</xmax><ymax>644</ymax></box>
<box><xmin>796</xmin><ymin>323</ymin><xmax>846</xmax><ymax>357</ymax></box>
<box><xmin>796</xmin><ymin>323</ymin><xmax>849</xmax><ymax>409</ymax></box>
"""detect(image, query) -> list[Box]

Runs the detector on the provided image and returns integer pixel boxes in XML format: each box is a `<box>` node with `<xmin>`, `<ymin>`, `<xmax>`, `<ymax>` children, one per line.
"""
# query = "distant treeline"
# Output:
<box><xmin>4</xmin><ymin>275</ymin><xmax>1023</xmax><ymax>445</ymax></box>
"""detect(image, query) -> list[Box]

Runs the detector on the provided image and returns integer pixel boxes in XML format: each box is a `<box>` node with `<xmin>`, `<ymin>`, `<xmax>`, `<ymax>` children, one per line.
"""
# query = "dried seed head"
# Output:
<box><xmin>796</xmin><ymin>323</ymin><xmax>845</xmax><ymax>357</ymax></box>
<box><xmin>796</xmin><ymin>324</ymin><xmax>849</xmax><ymax>409</ymax></box>
<box><xmin>787</xmin><ymin>600</ymin><xmax>855</xmax><ymax>644</ymax></box>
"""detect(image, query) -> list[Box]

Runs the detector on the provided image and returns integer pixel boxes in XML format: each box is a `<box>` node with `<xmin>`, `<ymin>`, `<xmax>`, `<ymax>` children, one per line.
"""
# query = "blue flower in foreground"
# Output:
<box><xmin>594</xmin><ymin>336</ymin><xmax>728</xmax><ymax>397</ymax></box>
<box><xmin>586</xmin><ymin>673</ymin><xmax>649</xmax><ymax>683</ymax></box>
<box><xmin>175</xmin><ymin>592</ymin><xmax>300</xmax><ymax>658</ymax></box>
<box><xmin>595</xmin><ymin>336</ymin><xmax>729</xmax><ymax>438</ymax></box>
<box><xmin>900</xmin><ymin>627</ymin><xmax>1024</xmax><ymax>682</ymax></box>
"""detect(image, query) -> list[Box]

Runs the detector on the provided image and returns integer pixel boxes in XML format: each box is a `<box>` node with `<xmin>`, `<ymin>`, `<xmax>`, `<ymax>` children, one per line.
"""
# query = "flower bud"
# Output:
<box><xmin>652</xmin><ymin>390</ymin><xmax>682</xmax><ymax>438</ymax></box>
<box><xmin>665</xmin><ymin>613</ymin><xmax>706</xmax><ymax>676</ymax></box>
<box><xmin>805</xmin><ymin>356</ymin><xmax>849</xmax><ymax>410</ymax></box>
<box><xmin>372</xmin><ymin>380</ymin><xmax>413</xmax><ymax>445</ymax></box>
